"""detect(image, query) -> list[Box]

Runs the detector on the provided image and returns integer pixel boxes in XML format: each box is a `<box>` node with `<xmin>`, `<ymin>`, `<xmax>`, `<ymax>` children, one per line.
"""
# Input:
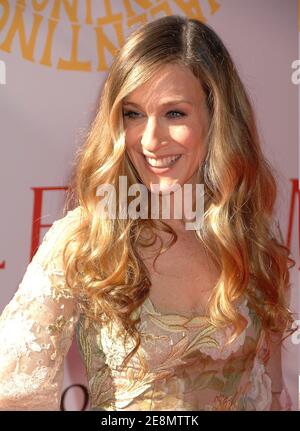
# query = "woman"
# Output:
<box><xmin>0</xmin><ymin>15</ymin><xmax>296</xmax><ymax>411</ymax></box>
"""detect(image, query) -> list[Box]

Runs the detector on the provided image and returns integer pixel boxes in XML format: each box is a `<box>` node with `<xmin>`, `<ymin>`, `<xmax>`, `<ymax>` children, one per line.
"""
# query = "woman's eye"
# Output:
<box><xmin>167</xmin><ymin>110</ymin><xmax>185</xmax><ymax>118</ymax></box>
<box><xmin>122</xmin><ymin>110</ymin><xmax>186</xmax><ymax>120</ymax></box>
<box><xmin>123</xmin><ymin>110</ymin><xmax>140</xmax><ymax>119</ymax></box>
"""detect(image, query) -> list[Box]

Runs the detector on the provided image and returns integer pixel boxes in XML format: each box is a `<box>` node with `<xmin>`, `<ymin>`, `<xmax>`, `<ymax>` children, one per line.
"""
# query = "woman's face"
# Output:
<box><xmin>122</xmin><ymin>63</ymin><xmax>209</xmax><ymax>194</ymax></box>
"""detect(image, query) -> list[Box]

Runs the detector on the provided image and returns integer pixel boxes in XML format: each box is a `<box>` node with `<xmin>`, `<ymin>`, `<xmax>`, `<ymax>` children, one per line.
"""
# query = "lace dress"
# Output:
<box><xmin>0</xmin><ymin>207</ymin><xmax>292</xmax><ymax>410</ymax></box>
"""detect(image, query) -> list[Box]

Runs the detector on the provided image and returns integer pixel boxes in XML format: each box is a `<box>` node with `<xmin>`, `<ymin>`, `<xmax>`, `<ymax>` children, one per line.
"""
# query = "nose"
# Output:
<box><xmin>141</xmin><ymin>116</ymin><xmax>167</xmax><ymax>153</ymax></box>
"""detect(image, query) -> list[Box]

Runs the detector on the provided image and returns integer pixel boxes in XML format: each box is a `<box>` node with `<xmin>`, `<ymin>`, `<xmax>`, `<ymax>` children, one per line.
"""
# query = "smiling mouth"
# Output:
<box><xmin>143</xmin><ymin>154</ymin><xmax>182</xmax><ymax>168</ymax></box>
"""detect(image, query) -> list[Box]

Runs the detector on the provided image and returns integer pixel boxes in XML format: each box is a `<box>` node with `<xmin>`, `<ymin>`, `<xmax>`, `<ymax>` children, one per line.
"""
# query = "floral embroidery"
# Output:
<box><xmin>76</xmin><ymin>294</ymin><xmax>275</xmax><ymax>411</ymax></box>
<box><xmin>48</xmin><ymin>316</ymin><xmax>67</xmax><ymax>335</ymax></box>
<box><xmin>0</xmin><ymin>207</ymin><xmax>287</xmax><ymax>411</ymax></box>
<box><xmin>204</xmin><ymin>394</ymin><xmax>240</xmax><ymax>411</ymax></box>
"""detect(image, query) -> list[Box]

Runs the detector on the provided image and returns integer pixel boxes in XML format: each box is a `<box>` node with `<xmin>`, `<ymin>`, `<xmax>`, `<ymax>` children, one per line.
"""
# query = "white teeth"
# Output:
<box><xmin>145</xmin><ymin>155</ymin><xmax>181</xmax><ymax>168</ymax></box>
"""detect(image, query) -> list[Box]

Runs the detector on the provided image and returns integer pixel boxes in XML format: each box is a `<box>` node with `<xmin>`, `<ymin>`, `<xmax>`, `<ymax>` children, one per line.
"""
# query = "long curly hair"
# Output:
<box><xmin>60</xmin><ymin>15</ymin><xmax>296</xmax><ymax>366</ymax></box>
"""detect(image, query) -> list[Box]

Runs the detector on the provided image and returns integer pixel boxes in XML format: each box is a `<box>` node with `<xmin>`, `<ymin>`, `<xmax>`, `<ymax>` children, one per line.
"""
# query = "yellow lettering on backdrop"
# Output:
<box><xmin>85</xmin><ymin>0</ymin><xmax>93</xmax><ymax>25</ymax></box>
<box><xmin>0</xmin><ymin>2</ymin><xmax>43</xmax><ymax>62</ymax></box>
<box><xmin>17</xmin><ymin>0</ymin><xmax>26</xmax><ymax>7</ymax></box>
<box><xmin>173</xmin><ymin>0</ymin><xmax>206</xmax><ymax>22</ymax></box>
<box><xmin>123</xmin><ymin>0</ymin><xmax>153</xmax><ymax>19</ymax></box>
<box><xmin>150</xmin><ymin>1</ymin><xmax>173</xmax><ymax>18</ymax></box>
<box><xmin>97</xmin><ymin>0</ymin><xmax>122</xmax><ymax>25</ymax></box>
<box><xmin>50</xmin><ymin>0</ymin><xmax>78</xmax><ymax>22</ymax></box>
<box><xmin>95</xmin><ymin>20</ymin><xmax>125</xmax><ymax>71</ymax></box>
<box><xmin>124</xmin><ymin>1</ymin><xmax>173</xmax><ymax>28</ymax></box>
<box><xmin>39</xmin><ymin>18</ymin><xmax>58</xmax><ymax>66</ymax></box>
<box><xmin>0</xmin><ymin>0</ymin><xmax>9</xmax><ymax>31</ymax></box>
<box><xmin>0</xmin><ymin>0</ymin><xmax>223</xmax><ymax>71</ymax></box>
<box><xmin>127</xmin><ymin>13</ymin><xmax>147</xmax><ymax>29</ymax></box>
<box><xmin>57</xmin><ymin>23</ymin><xmax>91</xmax><ymax>70</ymax></box>
<box><xmin>208</xmin><ymin>0</ymin><xmax>220</xmax><ymax>15</ymax></box>
<box><xmin>32</xmin><ymin>0</ymin><xmax>49</xmax><ymax>13</ymax></box>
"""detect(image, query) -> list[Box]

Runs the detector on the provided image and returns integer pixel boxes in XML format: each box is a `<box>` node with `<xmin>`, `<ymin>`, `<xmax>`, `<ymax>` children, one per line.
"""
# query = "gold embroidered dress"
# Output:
<box><xmin>0</xmin><ymin>208</ymin><xmax>292</xmax><ymax>410</ymax></box>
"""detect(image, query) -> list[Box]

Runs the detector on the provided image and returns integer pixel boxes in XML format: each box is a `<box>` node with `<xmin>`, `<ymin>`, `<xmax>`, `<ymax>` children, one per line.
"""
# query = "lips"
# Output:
<box><xmin>144</xmin><ymin>154</ymin><xmax>182</xmax><ymax>168</ymax></box>
<box><xmin>142</xmin><ymin>154</ymin><xmax>182</xmax><ymax>175</ymax></box>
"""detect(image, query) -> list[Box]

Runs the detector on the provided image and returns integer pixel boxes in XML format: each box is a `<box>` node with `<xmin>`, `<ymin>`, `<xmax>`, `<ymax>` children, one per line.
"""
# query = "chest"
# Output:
<box><xmin>137</xmin><ymin>229</ymin><xmax>221</xmax><ymax>316</ymax></box>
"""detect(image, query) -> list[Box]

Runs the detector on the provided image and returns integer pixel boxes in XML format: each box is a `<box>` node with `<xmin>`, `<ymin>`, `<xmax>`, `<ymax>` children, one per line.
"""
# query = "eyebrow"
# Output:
<box><xmin>122</xmin><ymin>99</ymin><xmax>193</xmax><ymax>107</ymax></box>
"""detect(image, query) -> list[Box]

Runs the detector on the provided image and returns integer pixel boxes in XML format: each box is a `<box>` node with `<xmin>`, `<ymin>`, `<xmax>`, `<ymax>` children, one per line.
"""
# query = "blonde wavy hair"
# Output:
<box><xmin>60</xmin><ymin>15</ymin><xmax>296</xmax><ymax>365</ymax></box>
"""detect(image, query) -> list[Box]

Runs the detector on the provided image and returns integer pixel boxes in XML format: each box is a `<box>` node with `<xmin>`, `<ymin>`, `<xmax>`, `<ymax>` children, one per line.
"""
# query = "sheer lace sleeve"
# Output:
<box><xmin>0</xmin><ymin>208</ymin><xmax>82</xmax><ymax>410</ymax></box>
